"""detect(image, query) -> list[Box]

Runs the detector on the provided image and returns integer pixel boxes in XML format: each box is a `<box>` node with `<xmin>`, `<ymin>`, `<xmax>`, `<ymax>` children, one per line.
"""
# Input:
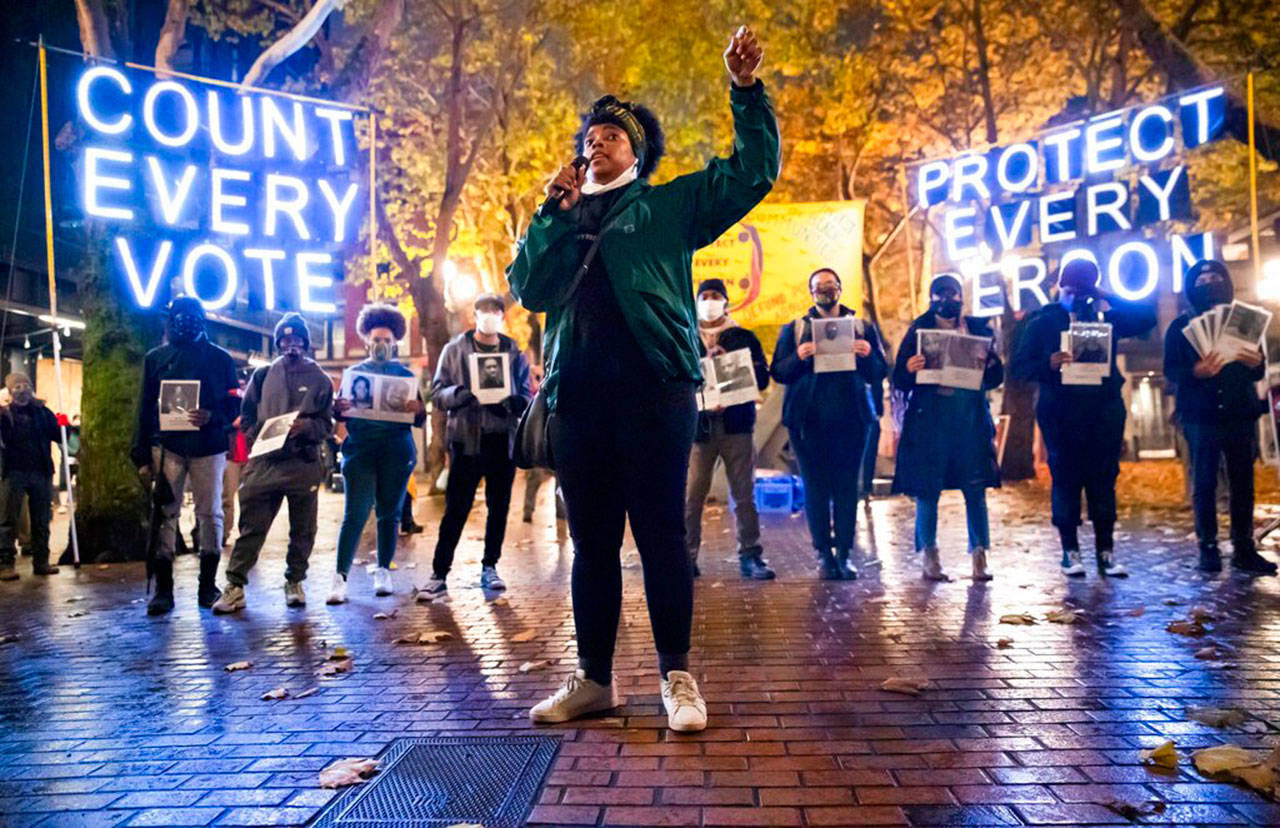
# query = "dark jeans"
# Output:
<box><xmin>225</xmin><ymin>485</ymin><xmax>319</xmax><ymax>586</ymax></box>
<box><xmin>335</xmin><ymin>435</ymin><xmax>416</xmax><ymax>574</ymax></box>
<box><xmin>432</xmin><ymin>433</ymin><xmax>518</xmax><ymax>577</ymax></box>
<box><xmin>1184</xmin><ymin>420</ymin><xmax>1256</xmax><ymax>549</ymax></box>
<box><xmin>1039</xmin><ymin>397</ymin><xmax>1123</xmax><ymax>549</ymax></box>
<box><xmin>0</xmin><ymin>471</ymin><xmax>51</xmax><ymax>564</ymax></box>
<box><xmin>860</xmin><ymin>418</ymin><xmax>881</xmax><ymax>496</ymax></box>
<box><xmin>552</xmin><ymin>380</ymin><xmax>697</xmax><ymax>672</ymax></box>
<box><xmin>792</xmin><ymin>423</ymin><xmax>866</xmax><ymax>553</ymax></box>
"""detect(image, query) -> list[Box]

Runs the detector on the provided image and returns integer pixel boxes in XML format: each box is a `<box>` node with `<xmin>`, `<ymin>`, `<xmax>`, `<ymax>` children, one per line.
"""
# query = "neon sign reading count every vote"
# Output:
<box><xmin>76</xmin><ymin>65</ymin><xmax>365</xmax><ymax>313</ymax></box>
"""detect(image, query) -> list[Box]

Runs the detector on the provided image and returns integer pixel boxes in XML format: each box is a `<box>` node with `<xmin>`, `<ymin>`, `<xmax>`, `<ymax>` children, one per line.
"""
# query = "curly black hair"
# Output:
<box><xmin>356</xmin><ymin>303</ymin><xmax>407</xmax><ymax>341</ymax></box>
<box><xmin>575</xmin><ymin>96</ymin><xmax>666</xmax><ymax>179</ymax></box>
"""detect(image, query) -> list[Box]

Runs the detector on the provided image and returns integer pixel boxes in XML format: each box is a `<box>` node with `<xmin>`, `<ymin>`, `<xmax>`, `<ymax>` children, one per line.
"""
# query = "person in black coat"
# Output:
<box><xmin>770</xmin><ymin>267</ymin><xmax>888</xmax><ymax>580</ymax></box>
<box><xmin>1163</xmin><ymin>259</ymin><xmax>1275</xmax><ymax>575</ymax></box>
<box><xmin>0</xmin><ymin>373</ymin><xmax>63</xmax><ymax>580</ymax></box>
<box><xmin>684</xmin><ymin>278</ymin><xmax>773</xmax><ymax>580</ymax></box>
<box><xmin>892</xmin><ymin>275</ymin><xmax>1002</xmax><ymax>582</ymax></box>
<box><xmin>1011</xmin><ymin>259</ymin><xmax>1156</xmax><ymax>579</ymax></box>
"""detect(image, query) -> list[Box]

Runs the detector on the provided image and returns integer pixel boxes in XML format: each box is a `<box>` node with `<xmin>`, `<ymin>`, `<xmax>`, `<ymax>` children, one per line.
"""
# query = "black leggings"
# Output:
<box><xmin>552</xmin><ymin>380</ymin><xmax>697</xmax><ymax>680</ymax></box>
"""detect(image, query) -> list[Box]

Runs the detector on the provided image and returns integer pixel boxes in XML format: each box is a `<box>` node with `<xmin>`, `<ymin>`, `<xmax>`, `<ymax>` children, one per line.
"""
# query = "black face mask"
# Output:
<box><xmin>1190</xmin><ymin>281</ymin><xmax>1233</xmax><ymax>313</ymax></box>
<box><xmin>933</xmin><ymin>298</ymin><xmax>962</xmax><ymax>319</ymax></box>
<box><xmin>1061</xmin><ymin>292</ymin><xmax>1098</xmax><ymax>320</ymax></box>
<box><xmin>168</xmin><ymin>314</ymin><xmax>204</xmax><ymax>345</ymax></box>
<box><xmin>813</xmin><ymin>290</ymin><xmax>839</xmax><ymax>310</ymax></box>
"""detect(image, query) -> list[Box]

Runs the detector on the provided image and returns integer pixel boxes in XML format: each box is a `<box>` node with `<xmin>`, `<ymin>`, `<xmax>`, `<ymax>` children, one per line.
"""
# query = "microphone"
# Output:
<box><xmin>540</xmin><ymin>156</ymin><xmax>589</xmax><ymax>214</ymax></box>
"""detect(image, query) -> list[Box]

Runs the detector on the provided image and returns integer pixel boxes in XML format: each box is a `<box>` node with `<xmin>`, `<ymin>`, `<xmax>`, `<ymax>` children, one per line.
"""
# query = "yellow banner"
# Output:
<box><xmin>693</xmin><ymin>201</ymin><xmax>865</xmax><ymax>327</ymax></box>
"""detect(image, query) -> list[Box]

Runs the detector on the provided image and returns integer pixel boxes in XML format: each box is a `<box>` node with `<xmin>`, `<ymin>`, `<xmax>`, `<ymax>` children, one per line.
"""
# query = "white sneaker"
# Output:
<box><xmin>921</xmin><ymin>546</ymin><xmax>948</xmax><ymax>581</ymax></box>
<box><xmin>660</xmin><ymin>670</ymin><xmax>707</xmax><ymax>733</ymax></box>
<box><xmin>326</xmin><ymin>572</ymin><xmax>348</xmax><ymax>605</ymax></box>
<box><xmin>416</xmin><ymin>577</ymin><xmax>448</xmax><ymax>603</ymax></box>
<box><xmin>373</xmin><ymin>567</ymin><xmax>394</xmax><ymax>596</ymax></box>
<box><xmin>971</xmin><ymin>547</ymin><xmax>993</xmax><ymax>581</ymax></box>
<box><xmin>284</xmin><ymin>581</ymin><xmax>306</xmax><ymax>607</ymax></box>
<box><xmin>1097</xmin><ymin>550</ymin><xmax>1128</xmax><ymax>578</ymax></box>
<box><xmin>1061</xmin><ymin>549</ymin><xmax>1086</xmax><ymax>577</ymax></box>
<box><xmin>529</xmin><ymin>670</ymin><xmax>622</xmax><ymax>724</ymax></box>
<box><xmin>211</xmin><ymin>584</ymin><xmax>245</xmax><ymax>614</ymax></box>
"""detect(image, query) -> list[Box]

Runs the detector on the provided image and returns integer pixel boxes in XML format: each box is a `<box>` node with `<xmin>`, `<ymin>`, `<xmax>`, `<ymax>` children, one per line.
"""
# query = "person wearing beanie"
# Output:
<box><xmin>417</xmin><ymin>292</ymin><xmax>532</xmax><ymax>600</ymax></box>
<box><xmin>511</xmin><ymin>26</ymin><xmax>778</xmax><ymax>733</ymax></box>
<box><xmin>893</xmin><ymin>274</ymin><xmax>1003</xmax><ymax>582</ymax></box>
<box><xmin>771</xmin><ymin>267</ymin><xmax>888</xmax><ymax>581</ymax></box>
<box><xmin>0</xmin><ymin>373</ymin><xmax>63</xmax><ymax>581</ymax></box>
<box><xmin>1012</xmin><ymin>259</ymin><xmax>1157</xmax><ymax>578</ymax></box>
<box><xmin>213</xmin><ymin>314</ymin><xmax>335</xmax><ymax>613</ymax></box>
<box><xmin>1164</xmin><ymin>260</ymin><xmax>1275</xmax><ymax>575</ymax></box>
<box><xmin>683</xmin><ymin>278</ymin><xmax>773</xmax><ymax>580</ymax></box>
<box><xmin>328</xmin><ymin>303</ymin><xmax>427</xmax><ymax>604</ymax></box>
<box><xmin>131</xmin><ymin>296</ymin><xmax>240</xmax><ymax>615</ymax></box>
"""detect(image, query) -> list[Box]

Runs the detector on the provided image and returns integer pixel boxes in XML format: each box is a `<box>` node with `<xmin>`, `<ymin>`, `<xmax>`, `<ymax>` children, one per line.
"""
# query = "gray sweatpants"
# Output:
<box><xmin>154</xmin><ymin>448</ymin><xmax>225</xmax><ymax>561</ymax></box>
<box><xmin>683</xmin><ymin>418</ymin><xmax>761</xmax><ymax>561</ymax></box>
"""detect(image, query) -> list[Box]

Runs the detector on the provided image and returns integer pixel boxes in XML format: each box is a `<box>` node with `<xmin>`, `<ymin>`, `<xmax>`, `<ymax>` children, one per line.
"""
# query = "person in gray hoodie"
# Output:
<box><xmin>213</xmin><ymin>314</ymin><xmax>334</xmax><ymax>612</ymax></box>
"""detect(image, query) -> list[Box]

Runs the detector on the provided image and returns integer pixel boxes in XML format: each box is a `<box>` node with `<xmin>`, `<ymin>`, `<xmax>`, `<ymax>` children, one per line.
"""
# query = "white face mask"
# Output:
<box><xmin>697</xmin><ymin>298</ymin><xmax>727</xmax><ymax>323</ymax></box>
<box><xmin>475</xmin><ymin>311</ymin><xmax>503</xmax><ymax>336</ymax></box>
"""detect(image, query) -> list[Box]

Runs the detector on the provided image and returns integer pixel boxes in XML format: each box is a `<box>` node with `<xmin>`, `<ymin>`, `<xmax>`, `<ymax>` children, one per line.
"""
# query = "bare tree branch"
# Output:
<box><xmin>154</xmin><ymin>0</ymin><xmax>191</xmax><ymax>74</ymax></box>
<box><xmin>240</xmin><ymin>0</ymin><xmax>344</xmax><ymax>90</ymax></box>
<box><xmin>74</xmin><ymin>0</ymin><xmax>115</xmax><ymax>58</ymax></box>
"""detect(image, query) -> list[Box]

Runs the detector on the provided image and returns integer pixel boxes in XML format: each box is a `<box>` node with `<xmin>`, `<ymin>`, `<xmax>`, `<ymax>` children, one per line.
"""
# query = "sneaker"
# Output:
<box><xmin>921</xmin><ymin>546</ymin><xmax>948</xmax><ymax>581</ymax></box>
<box><xmin>529</xmin><ymin>670</ymin><xmax>623</xmax><ymax>724</ymax></box>
<box><xmin>835</xmin><ymin>550</ymin><xmax>859</xmax><ymax>580</ymax></box>
<box><xmin>971</xmin><ymin>547</ymin><xmax>993</xmax><ymax>581</ymax></box>
<box><xmin>480</xmin><ymin>566</ymin><xmax>506</xmax><ymax>591</ymax></box>
<box><xmin>1232</xmin><ymin>547</ymin><xmax>1278</xmax><ymax>576</ymax></box>
<box><xmin>400</xmin><ymin>519</ymin><xmax>424</xmax><ymax>535</ymax></box>
<box><xmin>739</xmin><ymin>554</ymin><xmax>776</xmax><ymax>581</ymax></box>
<box><xmin>211</xmin><ymin>584</ymin><xmax>245</xmax><ymax>614</ymax></box>
<box><xmin>1198</xmin><ymin>544</ymin><xmax>1223</xmax><ymax>573</ymax></box>
<box><xmin>660</xmin><ymin>670</ymin><xmax>707</xmax><ymax>733</ymax></box>
<box><xmin>326</xmin><ymin>572</ymin><xmax>348</xmax><ymax>605</ymax></box>
<box><xmin>818</xmin><ymin>550</ymin><xmax>842</xmax><ymax>580</ymax></box>
<box><xmin>373</xmin><ymin>567</ymin><xmax>394</xmax><ymax>596</ymax></box>
<box><xmin>284</xmin><ymin>580</ymin><xmax>306</xmax><ymax>607</ymax></box>
<box><xmin>1096</xmin><ymin>549</ymin><xmax>1128</xmax><ymax>578</ymax></box>
<box><xmin>0</xmin><ymin>565</ymin><xmax>18</xmax><ymax>581</ymax></box>
<box><xmin>416</xmin><ymin>576</ymin><xmax>448</xmax><ymax>602</ymax></box>
<box><xmin>1061</xmin><ymin>549</ymin><xmax>1086</xmax><ymax>577</ymax></box>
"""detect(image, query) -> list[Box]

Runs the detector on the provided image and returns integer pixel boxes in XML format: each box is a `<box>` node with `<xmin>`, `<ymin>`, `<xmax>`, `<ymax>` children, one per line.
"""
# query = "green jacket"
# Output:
<box><xmin>507</xmin><ymin>80</ymin><xmax>781</xmax><ymax>410</ymax></box>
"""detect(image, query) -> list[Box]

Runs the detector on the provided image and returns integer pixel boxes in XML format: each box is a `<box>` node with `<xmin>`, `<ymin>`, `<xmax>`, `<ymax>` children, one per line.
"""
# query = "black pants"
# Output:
<box><xmin>552</xmin><ymin>381</ymin><xmax>696</xmax><ymax>669</ymax></box>
<box><xmin>860</xmin><ymin>418</ymin><xmax>880</xmax><ymax>496</ymax></box>
<box><xmin>1038</xmin><ymin>396</ymin><xmax>1123</xmax><ymax>548</ymax></box>
<box><xmin>225</xmin><ymin>485</ymin><xmax>319</xmax><ymax>586</ymax></box>
<box><xmin>792</xmin><ymin>423</ymin><xmax>866</xmax><ymax>553</ymax></box>
<box><xmin>432</xmin><ymin>433</ymin><xmax>518</xmax><ymax>577</ymax></box>
<box><xmin>1184</xmin><ymin>420</ymin><xmax>1256</xmax><ymax>549</ymax></box>
<box><xmin>0</xmin><ymin>471</ymin><xmax>51</xmax><ymax>565</ymax></box>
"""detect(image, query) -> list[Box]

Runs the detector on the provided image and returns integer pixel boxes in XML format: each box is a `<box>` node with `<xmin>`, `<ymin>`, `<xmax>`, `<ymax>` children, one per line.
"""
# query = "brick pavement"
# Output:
<box><xmin>3</xmin><ymin>477</ymin><xmax>1280</xmax><ymax>826</ymax></box>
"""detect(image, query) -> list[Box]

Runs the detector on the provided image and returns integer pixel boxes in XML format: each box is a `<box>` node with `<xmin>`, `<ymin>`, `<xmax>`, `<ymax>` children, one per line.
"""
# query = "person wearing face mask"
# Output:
<box><xmin>131</xmin><ymin>296</ymin><xmax>240</xmax><ymax>615</ymax></box>
<box><xmin>1164</xmin><ymin>260</ymin><xmax>1275</xmax><ymax>575</ymax></box>
<box><xmin>212</xmin><ymin>315</ymin><xmax>335</xmax><ymax>613</ymax></box>
<box><xmin>0</xmin><ymin>373</ymin><xmax>63</xmax><ymax>580</ymax></box>
<box><xmin>328</xmin><ymin>303</ymin><xmax>427</xmax><ymax>603</ymax></box>
<box><xmin>509</xmin><ymin>27</ymin><xmax>777</xmax><ymax>733</ymax></box>
<box><xmin>419</xmin><ymin>293</ymin><xmax>532</xmax><ymax>599</ymax></box>
<box><xmin>1012</xmin><ymin>259</ymin><xmax>1157</xmax><ymax>578</ymax></box>
<box><xmin>684</xmin><ymin>278</ymin><xmax>772</xmax><ymax>580</ymax></box>
<box><xmin>893</xmin><ymin>275</ymin><xmax>1003</xmax><ymax>581</ymax></box>
<box><xmin>770</xmin><ymin>267</ymin><xmax>889</xmax><ymax>580</ymax></box>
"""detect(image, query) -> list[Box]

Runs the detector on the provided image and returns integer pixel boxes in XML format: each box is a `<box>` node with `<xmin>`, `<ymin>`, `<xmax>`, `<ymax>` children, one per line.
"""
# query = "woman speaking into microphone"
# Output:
<box><xmin>508</xmin><ymin>26</ymin><xmax>779</xmax><ymax>732</ymax></box>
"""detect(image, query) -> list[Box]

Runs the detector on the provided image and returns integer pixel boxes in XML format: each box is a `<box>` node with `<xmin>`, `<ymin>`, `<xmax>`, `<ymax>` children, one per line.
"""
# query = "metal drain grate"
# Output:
<box><xmin>306</xmin><ymin>736</ymin><xmax>560</xmax><ymax>828</ymax></box>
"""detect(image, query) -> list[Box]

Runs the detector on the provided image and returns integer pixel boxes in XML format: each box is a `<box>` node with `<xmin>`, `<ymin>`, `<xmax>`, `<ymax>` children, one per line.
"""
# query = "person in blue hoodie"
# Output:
<box><xmin>770</xmin><ymin>267</ymin><xmax>888</xmax><ymax>580</ymax></box>
<box><xmin>327</xmin><ymin>303</ymin><xmax>426</xmax><ymax>604</ymax></box>
<box><xmin>892</xmin><ymin>275</ymin><xmax>1002</xmax><ymax>582</ymax></box>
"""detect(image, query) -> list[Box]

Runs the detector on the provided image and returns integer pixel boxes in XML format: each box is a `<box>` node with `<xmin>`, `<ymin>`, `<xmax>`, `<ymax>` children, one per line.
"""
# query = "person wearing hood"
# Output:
<box><xmin>509</xmin><ymin>27</ymin><xmax>778</xmax><ymax>733</ymax></box>
<box><xmin>131</xmin><ymin>296</ymin><xmax>240</xmax><ymax>615</ymax></box>
<box><xmin>1012</xmin><ymin>259</ymin><xmax>1157</xmax><ymax>578</ymax></box>
<box><xmin>893</xmin><ymin>275</ymin><xmax>1002</xmax><ymax>581</ymax></box>
<box><xmin>1164</xmin><ymin>259</ymin><xmax>1275</xmax><ymax>575</ymax></box>
<box><xmin>683</xmin><ymin>278</ymin><xmax>772</xmax><ymax>580</ymax></box>
<box><xmin>770</xmin><ymin>267</ymin><xmax>889</xmax><ymax>580</ymax></box>
<box><xmin>328</xmin><ymin>303</ymin><xmax>427</xmax><ymax>604</ymax></box>
<box><xmin>418</xmin><ymin>293</ymin><xmax>532</xmax><ymax>600</ymax></box>
<box><xmin>212</xmin><ymin>315</ymin><xmax>335</xmax><ymax>613</ymax></box>
<box><xmin>0</xmin><ymin>373</ymin><xmax>63</xmax><ymax>580</ymax></box>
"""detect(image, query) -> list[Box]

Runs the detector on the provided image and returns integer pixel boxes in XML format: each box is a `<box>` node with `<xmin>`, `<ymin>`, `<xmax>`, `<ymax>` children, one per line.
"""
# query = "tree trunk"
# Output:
<box><xmin>154</xmin><ymin>0</ymin><xmax>190</xmax><ymax>73</ymax></box>
<box><xmin>970</xmin><ymin>0</ymin><xmax>1000</xmax><ymax>145</ymax></box>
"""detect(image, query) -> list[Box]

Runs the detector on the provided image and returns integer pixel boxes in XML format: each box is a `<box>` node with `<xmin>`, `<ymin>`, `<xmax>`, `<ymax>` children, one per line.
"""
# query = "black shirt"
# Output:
<box><xmin>0</xmin><ymin>403</ymin><xmax>60</xmax><ymax>477</ymax></box>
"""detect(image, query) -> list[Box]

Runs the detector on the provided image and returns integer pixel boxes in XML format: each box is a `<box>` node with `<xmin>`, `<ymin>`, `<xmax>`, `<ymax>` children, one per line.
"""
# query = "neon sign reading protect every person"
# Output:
<box><xmin>76</xmin><ymin>65</ymin><xmax>365</xmax><ymax>313</ymax></box>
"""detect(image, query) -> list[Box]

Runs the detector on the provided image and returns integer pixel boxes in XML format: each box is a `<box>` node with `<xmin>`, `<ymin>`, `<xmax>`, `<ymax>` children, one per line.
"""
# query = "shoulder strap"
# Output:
<box><xmin>561</xmin><ymin>215</ymin><xmax>621</xmax><ymax>305</ymax></box>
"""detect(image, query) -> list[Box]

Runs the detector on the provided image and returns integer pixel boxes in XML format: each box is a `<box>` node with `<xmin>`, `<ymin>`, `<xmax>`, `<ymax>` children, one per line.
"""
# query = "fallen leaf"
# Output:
<box><xmin>97</xmin><ymin>564</ymin><xmax>109</xmax><ymax>570</ymax></box>
<box><xmin>328</xmin><ymin>646</ymin><xmax>352</xmax><ymax>660</ymax></box>
<box><xmin>1166</xmin><ymin>619</ymin><xmax>1206</xmax><ymax>637</ymax></box>
<box><xmin>261</xmin><ymin>687</ymin><xmax>290</xmax><ymax>701</ymax></box>
<box><xmin>67</xmin><ymin>611</ymin><xmax>87</xmax><ymax>618</ymax></box>
<box><xmin>1046</xmin><ymin>608</ymin><xmax>1079</xmax><ymax>624</ymax></box>
<box><xmin>66</xmin><ymin>596</ymin><xmax>85</xmax><ymax>603</ymax></box>
<box><xmin>489</xmin><ymin>597</ymin><xmax>509</xmax><ymax>607</ymax></box>
<box><xmin>372</xmin><ymin>610</ymin><xmax>398</xmax><ymax>620</ymax></box>
<box><xmin>1186</xmin><ymin>708</ymin><xmax>1247</xmax><ymax>728</ymax></box>
<box><xmin>1230</xmin><ymin>763</ymin><xmax>1277</xmax><ymax>793</ymax></box>
<box><xmin>1102</xmin><ymin>798</ymin><xmax>1167</xmax><ymax>820</ymax></box>
<box><xmin>996</xmin><ymin>638</ymin><xmax>1014</xmax><ymax>649</ymax></box>
<box><xmin>223</xmin><ymin>661</ymin><xmax>253</xmax><ymax>672</ymax></box>
<box><xmin>519</xmin><ymin>660</ymin><xmax>550</xmax><ymax>673</ymax></box>
<box><xmin>1139</xmin><ymin>740</ymin><xmax>1178</xmax><ymax>768</ymax></box>
<box><xmin>710</xmin><ymin>581</ymin><xmax>724</xmax><ymax>588</ymax></box>
<box><xmin>295</xmin><ymin>687</ymin><xmax>320</xmax><ymax>699</ymax></box>
<box><xmin>318</xmin><ymin>757</ymin><xmax>379</xmax><ymax>788</ymax></box>
<box><xmin>1191</xmin><ymin>744</ymin><xmax>1259</xmax><ymax>775</ymax></box>
<box><xmin>320</xmin><ymin>658</ymin><xmax>354</xmax><ymax>677</ymax></box>
<box><xmin>999</xmin><ymin>613</ymin><xmax>1037</xmax><ymax>625</ymax></box>
<box><xmin>880</xmin><ymin>677</ymin><xmax>929</xmax><ymax>695</ymax></box>
<box><xmin>1125</xmin><ymin>606</ymin><xmax>1146</xmax><ymax>617</ymax></box>
<box><xmin>396</xmin><ymin>631</ymin><xmax>453</xmax><ymax>645</ymax></box>
<box><xmin>1189</xmin><ymin>606</ymin><xmax>1216</xmax><ymax>623</ymax></box>
<box><xmin>1163</xmin><ymin>598</ymin><xmax>1183</xmax><ymax>606</ymax></box>
<box><xmin>510</xmin><ymin>629</ymin><xmax>538</xmax><ymax>643</ymax></box>
<box><xmin>1195</xmin><ymin>646</ymin><xmax>1227</xmax><ymax>660</ymax></box>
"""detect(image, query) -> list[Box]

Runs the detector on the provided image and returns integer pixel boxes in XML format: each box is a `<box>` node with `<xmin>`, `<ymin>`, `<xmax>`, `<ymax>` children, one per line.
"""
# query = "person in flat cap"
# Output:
<box><xmin>893</xmin><ymin>274</ymin><xmax>1003</xmax><ymax>582</ymax></box>
<box><xmin>683</xmin><ymin>277</ymin><xmax>772</xmax><ymax>582</ymax></box>
<box><xmin>511</xmin><ymin>25</ymin><xmax>779</xmax><ymax>733</ymax></box>
<box><xmin>1012</xmin><ymin>258</ymin><xmax>1157</xmax><ymax>579</ymax></box>
<box><xmin>1164</xmin><ymin>259</ymin><xmax>1275</xmax><ymax>575</ymax></box>
<box><xmin>213</xmin><ymin>314</ymin><xmax>335</xmax><ymax>613</ymax></box>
